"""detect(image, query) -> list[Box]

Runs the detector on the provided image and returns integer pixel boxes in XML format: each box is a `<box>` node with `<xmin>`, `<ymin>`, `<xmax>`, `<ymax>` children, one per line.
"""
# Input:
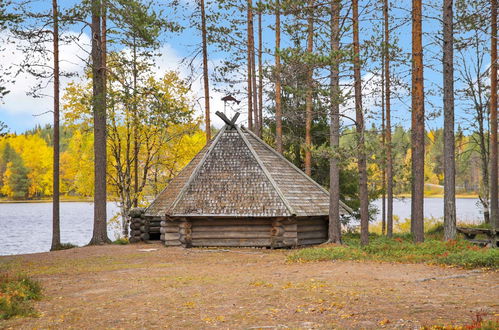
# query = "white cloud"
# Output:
<box><xmin>0</xmin><ymin>31</ymin><xmax>91</xmax><ymax>126</ymax></box>
<box><xmin>154</xmin><ymin>43</ymin><xmax>238</xmax><ymax>129</ymax></box>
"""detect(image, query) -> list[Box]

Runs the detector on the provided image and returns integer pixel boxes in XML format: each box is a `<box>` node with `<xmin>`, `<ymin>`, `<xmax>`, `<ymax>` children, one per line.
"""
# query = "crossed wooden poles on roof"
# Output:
<box><xmin>215</xmin><ymin>111</ymin><xmax>240</xmax><ymax>129</ymax></box>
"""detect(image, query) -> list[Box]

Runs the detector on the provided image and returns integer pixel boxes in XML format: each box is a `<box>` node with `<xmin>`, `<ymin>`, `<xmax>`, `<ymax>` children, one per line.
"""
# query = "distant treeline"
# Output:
<box><xmin>0</xmin><ymin>124</ymin><xmax>205</xmax><ymax>200</ymax></box>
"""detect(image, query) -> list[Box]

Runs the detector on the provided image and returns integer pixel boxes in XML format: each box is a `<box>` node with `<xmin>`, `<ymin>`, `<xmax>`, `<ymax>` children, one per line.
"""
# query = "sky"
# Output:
<box><xmin>0</xmin><ymin>0</ymin><xmax>491</xmax><ymax>134</ymax></box>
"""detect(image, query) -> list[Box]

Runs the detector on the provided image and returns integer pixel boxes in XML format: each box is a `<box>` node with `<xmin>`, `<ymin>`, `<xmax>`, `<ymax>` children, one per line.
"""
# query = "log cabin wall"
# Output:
<box><xmin>296</xmin><ymin>216</ymin><xmax>329</xmax><ymax>246</ymax></box>
<box><xmin>129</xmin><ymin>208</ymin><xmax>162</xmax><ymax>243</ymax></box>
<box><xmin>158</xmin><ymin>216</ymin><xmax>328</xmax><ymax>248</ymax></box>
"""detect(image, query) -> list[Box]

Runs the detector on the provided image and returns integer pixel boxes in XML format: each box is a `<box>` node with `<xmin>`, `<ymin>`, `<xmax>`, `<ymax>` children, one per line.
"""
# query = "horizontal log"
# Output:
<box><xmin>146</xmin><ymin>226</ymin><xmax>161</xmax><ymax>231</ymax></box>
<box><xmin>270</xmin><ymin>226</ymin><xmax>285</xmax><ymax>237</ymax></box>
<box><xmin>297</xmin><ymin>218</ymin><xmax>327</xmax><ymax>226</ymax></box>
<box><xmin>140</xmin><ymin>233</ymin><xmax>150</xmax><ymax>241</ymax></box>
<box><xmin>192</xmin><ymin>225</ymin><xmax>271</xmax><ymax>232</ymax></box>
<box><xmin>160</xmin><ymin>227</ymin><xmax>179</xmax><ymax>234</ymax></box>
<box><xmin>130</xmin><ymin>230</ymin><xmax>141</xmax><ymax>236</ymax></box>
<box><xmin>161</xmin><ymin>220</ymin><xmax>180</xmax><ymax>227</ymax></box>
<box><xmin>140</xmin><ymin>225</ymin><xmax>149</xmax><ymax>232</ymax></box>
<box><xmin>179</xmin><ymin>228</ymin><xmax>192</xmax><ymax>235</ymax></box>
<box><xmin>297</xmin><ymin>224</ymin><xmax>328</xmax><ymax>232</ymax></box>
<box><xmin>298</xmin><ymin>238</ymin><xmax>327</xmax><ymax>245</ymax></box>
<box><xmin>130</xmin><ymin>223</ymin><xmax>141</xmax><ymax>230</ymax></box>
<box><xmin>164</xmin><ymin>232</ymin><xmax>180</xmax><ymax>240</ymax></box>
<box><xmin>189</xmin><ymin>219</ymin><xmax>273</xmax><ymax>226</ymax></box>
<box><xmin>191</xmin><ymin>238</ymin><xmax>272</xmax><ymax>247</ymax></box>
<box><xmin>160</xmin><ymin>234</ymin><xmax>165</xmax><ymax>241</ymax></box>
<box><xmin>165</xmin><ymin>240</ymin><xmax>182</xmax><ymax>246</ymax></box>
<box><xmin>283</xmin><ymin>223</ymin><xmax>297</xmax><ymax>231</ymax></box>
<box><xmin>192</xmin><ymin>231</ymin><xmax>271</xmax><ymax>239</ymax></box>
<box><xmin>129</xmin><ymin>207</ymin><xmax>145</xmax><ymax>218</ymax></box>
<box><xmin>129</xmin><ymin>237</ymin><xmax>141</xmax><ymax>244</ymax></box>
<box><xmin>298</xmin><ymin>231</ymin><xmax>328</xmax><ymax>240</ymax></box>
<box><xmin>283</xmin><ymin>231</ymin><xmax>298</xmax><ymax>238</ymax></box>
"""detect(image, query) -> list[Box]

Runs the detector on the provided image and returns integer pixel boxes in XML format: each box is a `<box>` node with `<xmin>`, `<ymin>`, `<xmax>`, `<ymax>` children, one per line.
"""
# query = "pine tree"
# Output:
<box><xmin>411</xmin><ymin>0</ymin><xmax>425</xmax><ymax>243</ymax></box>
<box><xmin>89</xmin><ymin>0</ymin><xmax>110</xmax><ymax>245</ymax></box>
<box><xmin>328</xmin><ymin>0</ymin><xmax>342</xmax><ymax>244</ymax></box>
<box><xmin>353</xmin><ymin>0</ymin><xmax>369</xmax><ymax>245</ymax></box>
<box><xmin>443</xmin><ymin>0</ymin><xmax>457</xmax><ymax>240</ymax></box>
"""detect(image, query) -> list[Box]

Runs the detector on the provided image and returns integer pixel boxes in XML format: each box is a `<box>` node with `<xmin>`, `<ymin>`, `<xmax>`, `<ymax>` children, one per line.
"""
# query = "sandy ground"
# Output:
<box><xmin>0</xmin><ymin>243</ymin><xmax>497</xmax><ymax>329</ymax></box>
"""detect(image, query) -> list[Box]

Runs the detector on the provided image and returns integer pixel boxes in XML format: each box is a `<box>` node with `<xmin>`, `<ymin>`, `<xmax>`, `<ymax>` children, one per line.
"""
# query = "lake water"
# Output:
<box><xmin>0</xmin><ymin>202</ymin><xmax>121</xmax><ymax>256</ymax></box>
<box><xmin>372</xmin><ymin>198</ymin><xmax>484</xmax><ymax>224</ymax></box>
<box><xmin>0</xmin><ymin>198</ymin><xmax>486</xmax><ymax>256</ymax></box>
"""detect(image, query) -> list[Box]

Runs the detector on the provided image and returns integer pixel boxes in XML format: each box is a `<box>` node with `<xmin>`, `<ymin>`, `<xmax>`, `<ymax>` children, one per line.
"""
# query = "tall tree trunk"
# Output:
<box><xmin>411</xmin><ymin>0</ymin><xmax>425</xmax><ymax>243</ymax></box>
<box><xmin>304</xmin><ymin>0</ymin><xmax>314</xmax><ymax>177</ymax></box>
<box><xmin>443</xmin><ymin>0</ymin><xmax>456</xmax><ymax>240</ymax></box>
<box><xmin>89</xmin><ymin>0</ymin><xmax>110</xmax><ymax>245</ymax></box>
<box><xmin>329</xmin><ymin>0</ymin><xmax>342</xmax><ymax>244</ymax></box>
<box><xmin>490</xmin><ymin>0</ymin><xmax>498</xmax><ymax>232</ymax></box>
<box><xmin>381</xmin><ymin>52</ymin><xmax>386</xmax><ymax>236</ymax></box>
<box><xmin>353</xmin><ymin>0</ymin><xmax>369</xmax><ymax>246</ymax></box>
<box><xmin>384</xmin><ymin>0</ymin><xmax>393</xmax><ymax>238</ymax></box>
<box><xmin>258</xmin><ymin>4</ymin><xmax>263</xmax><ymax>137</ymax></box>
<box><xmin>50</xmin><ymin>0</ymin><xmax>61</xmax><ymax>251</ymax></box>
<box><xmin>275</xmin><ymin>0</ymin><xmax>283</xmax><ymax>153</ymax></box>
<box><xmin>200</xmin><ymin>0</ymin><xmax>211</xmax><ymax>143</ymax></box>
<box><xmin>132</xmin><ymin>39</ymin><xmax>139</xmax><ymax>208</ymax></box>
<box><xmin>247</xmin><ymin>0</ymin><xmax>254</xmax><ymax>131</ymax></box>
<box><xmin>250</xmin><ymin>5</ymin><xmax>259</xmax><ymax>135</ymax></box>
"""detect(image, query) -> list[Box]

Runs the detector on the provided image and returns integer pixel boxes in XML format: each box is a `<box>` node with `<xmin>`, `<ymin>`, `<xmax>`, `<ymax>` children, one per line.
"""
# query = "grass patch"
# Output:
<box><xmin>112</xmin><ymin>237</ymin><xmax>129</xmax><ymax>245</ymax></box>
<box><xmin>0</xmin><ymin>273</ymin><xmax>42</xmax><ymax>320</ymax></box>
<box><xmin>288</xmin><ymin>234</ymin><xmax>499</xmax><ymax>269</ymax></box>
<box><xmin>51</xmin><ymin>243</ymin><xmax>78</xmax><ymax>251</ymax></box>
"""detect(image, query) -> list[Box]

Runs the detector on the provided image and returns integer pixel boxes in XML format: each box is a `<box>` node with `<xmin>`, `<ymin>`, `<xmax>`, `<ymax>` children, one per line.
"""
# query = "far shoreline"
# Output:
<box><xmin>0</xmin><ymin>194</ymin><xmax>480</xmax><ymax>203</ymax></box>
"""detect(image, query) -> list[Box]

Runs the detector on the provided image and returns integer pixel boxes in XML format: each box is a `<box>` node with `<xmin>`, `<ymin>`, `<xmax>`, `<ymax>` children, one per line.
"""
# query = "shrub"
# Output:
<box><xmin>0</xmin><ymin>273</ymin><xmax>42</xmax><ymax>320</ymax></box>
<box><xmin>52</xmin><ymin>243</ymin><xmax>78</xmax><ymax>251</ymax></box>
<box><xmin>113</xmin><ymin>237</ymin><xmax>129</xmax><ymax>245</ymax></box>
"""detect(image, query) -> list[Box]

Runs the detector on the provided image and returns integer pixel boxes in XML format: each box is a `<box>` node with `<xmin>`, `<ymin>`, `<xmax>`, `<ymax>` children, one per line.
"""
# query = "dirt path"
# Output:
<box><xmin>1</xmin><ymin>244</ymin><xmax>497</xmax><ymax>329</ymax></box>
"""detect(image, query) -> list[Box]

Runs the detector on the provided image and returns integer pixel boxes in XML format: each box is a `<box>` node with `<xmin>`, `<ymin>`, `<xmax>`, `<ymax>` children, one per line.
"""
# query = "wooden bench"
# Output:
<box><xmin>457</xmin><ymin>227</ymin><xmax>498</xmax><ymax>247</ymax></box>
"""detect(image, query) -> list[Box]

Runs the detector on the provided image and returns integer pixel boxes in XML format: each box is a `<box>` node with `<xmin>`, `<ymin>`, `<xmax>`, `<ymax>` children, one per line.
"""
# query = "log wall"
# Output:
<box><xmin>129</xmin><ymin>208</ymin><xmax>162</xmax><ymax>243</ymax></box>
<box><xmin>158</xmin><ymin>216</ymin><xmax>328</xmax><ymax>248</ymax></box>
<box><xmin>297</xmin><ymin>216</ymin><xmax>328</xmax><ymax>245</ymax></box>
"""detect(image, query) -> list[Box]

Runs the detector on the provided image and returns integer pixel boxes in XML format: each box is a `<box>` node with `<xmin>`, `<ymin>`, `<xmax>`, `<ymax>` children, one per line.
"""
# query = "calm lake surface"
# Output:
<box><xmin>0</xmin><ymin>198</ymin><xmax>485</xmax><ymax>256</ymax></box>
<box><xmin>0</xmin><ymin>202</ymin><xmax>121</xmax><ymax>256</ymax></box>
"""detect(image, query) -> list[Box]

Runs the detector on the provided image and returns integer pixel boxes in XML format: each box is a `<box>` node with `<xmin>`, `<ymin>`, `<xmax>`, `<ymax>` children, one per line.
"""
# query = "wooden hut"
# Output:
<box><xmin>130</xmin><ymin>113</ymin><xmax>351</xmax><ymax>248</ymax></box>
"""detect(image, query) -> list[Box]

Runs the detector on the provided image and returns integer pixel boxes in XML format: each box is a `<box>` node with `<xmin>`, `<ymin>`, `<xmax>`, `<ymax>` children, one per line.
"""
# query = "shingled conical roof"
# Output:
<box><xmin>145</xmin><ymin>114</ymin><xmax>351</xmax><ymax>218</ymax></box>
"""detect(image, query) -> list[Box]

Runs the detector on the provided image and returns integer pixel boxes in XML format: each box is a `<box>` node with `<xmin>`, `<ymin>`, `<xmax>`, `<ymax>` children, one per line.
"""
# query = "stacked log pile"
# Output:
<box><xmin>129</xmin><ymin>208</ymin><xmax>162</xmax><ymax>243</ymax></box>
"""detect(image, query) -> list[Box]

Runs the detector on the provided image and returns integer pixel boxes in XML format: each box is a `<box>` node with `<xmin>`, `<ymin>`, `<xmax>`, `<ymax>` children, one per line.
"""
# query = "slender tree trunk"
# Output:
<box><xmin>258</xmin><ymin>5</ymin><xmax>263</xmax><ymax>137</ymax></box>
<box><xmin>304</xmin><ymin>0</ymin><xmax>314</xmax><ymax>177</ymax></box>
<box><xmin>353</xmin><ymin>0</ymin><xmax>369</xmax><ymax>246</ymax></box>
<box><xmin>381</xmin><ymin>53</ymin><xmax>386</xmax><ymax>236</ymax></box>
<box><xmin>275</xmin><ymin>0</ymin><xmax>283</xmax><ymax>153</ymax></box>
<box><xmin>250</xmin><ymin>5</ymin><xmax>259</xmax><ymax>135</ymax></box>
<box><xmin>132</xmin><ymin>40</ymin><xmax>139</xmax><ymax>208</ymax></box>
<box><xmin>329</xmin><ymin>0</ymin><xmax>342</xmax><ymax>244</ymax></box>
<box><xmin>490</xmin><ymin>0</ymin><xmax>498</xmax><ymax>233</ymax></box>
<box><xmin>89</xmin><ymin>0</ymin><xmax>110</xmax><ymax>245</ymax></box>
<box><xmin>247</xmin><ymin>0</ymin><xmax>254</xmax><ymax>131</ymax></box>
<box><xmin>200</xmin><ymin>0</ymin><xmax>211</xmax><ymax>143</ymax></box>
<box><xmin>443</xmin><ymin>0</ymin><xmax>456</xmax><ymax>240</ymax></box>
<box><xmin>411</xmin><ymin>0</ymin><xmax>425</xmax><ymax>243</ymax></box>
<box><xmin>384</xmin><ymin>0</ymin><xmax>393</xmax><ymax>238</ymax></box>
<box><xmin>50</xmin><ymin>0</ymin><xmax>61</xmax><ymax>251</ymax></box>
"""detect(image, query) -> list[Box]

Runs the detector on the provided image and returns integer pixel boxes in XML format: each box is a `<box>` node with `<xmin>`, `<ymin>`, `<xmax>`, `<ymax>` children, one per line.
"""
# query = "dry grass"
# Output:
<box><xmin>0</xmin><ymin>244</ymin><xmax>497</xmax><ymax>328</ymax></box>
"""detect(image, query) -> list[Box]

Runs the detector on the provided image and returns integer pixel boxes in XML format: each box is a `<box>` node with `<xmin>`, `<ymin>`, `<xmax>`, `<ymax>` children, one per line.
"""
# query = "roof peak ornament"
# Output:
<box><xmin>216</xmin><ymin>111</ymin><xmax>240</xmax><ymax>129</ymax></box>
